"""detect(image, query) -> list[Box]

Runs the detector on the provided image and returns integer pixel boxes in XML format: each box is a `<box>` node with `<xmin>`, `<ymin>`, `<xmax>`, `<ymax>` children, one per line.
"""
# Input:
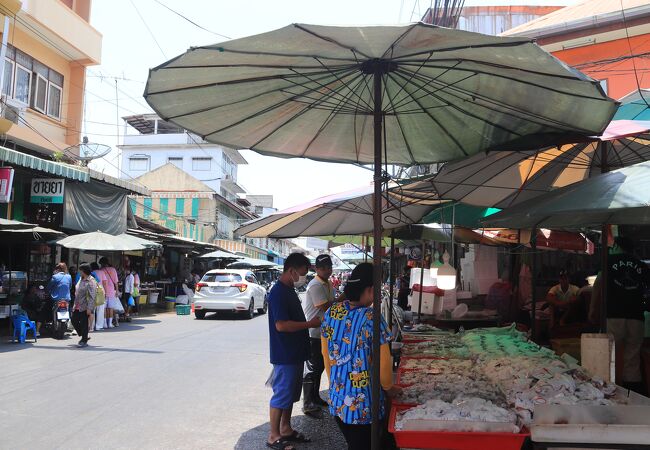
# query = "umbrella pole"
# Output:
<box><xmin>600</xmin><ymin>142</ymin><xmax>610</xmax><ymax>333</ymax></box>
<box><xmin>388</xmin><ymin>231</ymin><xmax>395</xmax><ymax>332</ymax></box>
<box><xmin>530</xmin><ymin>228</ymin><xmax>537</xmax><ymax>341</ymax></box>
<box><xmin>371</xmin><ymin>65</ymin><xmax>383</xmax><ymax>450</ymax></box>
<box><xmin>417</xmin><ymin>240</ymin><xmax>426</xmax><ymax>321</ymax></box>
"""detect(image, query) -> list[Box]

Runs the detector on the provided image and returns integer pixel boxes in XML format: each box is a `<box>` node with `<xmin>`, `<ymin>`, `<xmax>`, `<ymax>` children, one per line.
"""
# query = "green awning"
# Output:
<box><xmin>0</xmin><ymin>146</ymin><xmax>89</xmax><ymax>182</ymax></box>
<box><xmin>423</xmin><ymin>203</ymin><xmax>500</xmax><ymax>229</ymax></box>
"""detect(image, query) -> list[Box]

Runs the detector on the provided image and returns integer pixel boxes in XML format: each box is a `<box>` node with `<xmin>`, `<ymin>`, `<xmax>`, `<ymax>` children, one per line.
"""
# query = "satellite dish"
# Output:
<box><xmin>65</xmin><ymin>136</ymin><xmax>112</xmax><ymax>161</ymax></box>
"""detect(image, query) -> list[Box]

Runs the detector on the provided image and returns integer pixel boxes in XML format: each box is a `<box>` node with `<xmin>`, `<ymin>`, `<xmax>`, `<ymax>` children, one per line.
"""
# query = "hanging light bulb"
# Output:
<box><xmin>429</xmin><ymin>250</ymin><xmax>441</xmax><ymax>279</ymax></box>
<box><xmin>436</xmin><ymin>250</ymin><xmax>457</xmax><ymax>290</ymax></box>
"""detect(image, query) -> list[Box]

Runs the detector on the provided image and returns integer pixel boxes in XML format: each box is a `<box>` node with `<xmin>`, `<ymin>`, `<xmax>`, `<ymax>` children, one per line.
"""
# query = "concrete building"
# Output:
<box><xmin>130</xmin><ymin>163</ymin><xmax>254</xmax><ymax>243</ymax></box>
<box><xmin>119</xmin><ymin>113</ymin><xmax>247</xmax><ymax>203</ymax></box>
<box><xmin>0</xmin><ymin>0</ymin><xmax>100</xmax><ymax>156</ymax></box>
<box><xmin>502</xmin><ymin>0</ymin><xmax>650</xmax><ymax>99</ymax></box>
<box><xmin>422</xmin><ymin>5</ymin><xmax>563</xmax><ymax>35</ymax></box>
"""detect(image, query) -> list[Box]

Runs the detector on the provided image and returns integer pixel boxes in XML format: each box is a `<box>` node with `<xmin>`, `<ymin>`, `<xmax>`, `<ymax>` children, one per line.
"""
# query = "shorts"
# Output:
<box><xmin>269</xmin><ymin>364</ymin><xmax>303</xmax><ymax>410</ymax></box>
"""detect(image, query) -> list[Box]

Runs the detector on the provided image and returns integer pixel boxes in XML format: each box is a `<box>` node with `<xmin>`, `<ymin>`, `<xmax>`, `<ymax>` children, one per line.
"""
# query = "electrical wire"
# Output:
<box><xmin>152</xmin><ymin>0</ymin><xmax>231</xmax><ymax>40</ymax></box>
<box><xmin>129</xmin><ymin>0</ymin><xmax>166</xmax><ymax>59</ymax></box>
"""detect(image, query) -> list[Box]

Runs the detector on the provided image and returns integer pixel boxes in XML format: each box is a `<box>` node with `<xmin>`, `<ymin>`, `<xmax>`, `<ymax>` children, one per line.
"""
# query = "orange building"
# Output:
<box><xmin>0</xmin><ymin>0</ymin><xmax>101</xmax><ymax>156</ymax></box>
<box><xmin>503</xmin><ymin>0</ymin><xmax>650</xmax><ymax>100</ymax></box>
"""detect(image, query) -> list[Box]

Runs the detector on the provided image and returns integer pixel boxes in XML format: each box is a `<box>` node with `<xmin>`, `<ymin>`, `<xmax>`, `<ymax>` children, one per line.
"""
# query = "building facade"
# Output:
<box><xmin>503</xmin><ymin>0</ymin><xmax>650</xmax><ymax>99</ymax></box>
<box><xmin>119</xmin><ymin>114</ymin><xmax>247</xmax><ymax>204</ymax></box>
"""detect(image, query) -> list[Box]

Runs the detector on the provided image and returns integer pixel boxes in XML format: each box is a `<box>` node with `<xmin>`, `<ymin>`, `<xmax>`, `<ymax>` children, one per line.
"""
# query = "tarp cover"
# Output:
<box><xmin>63</xmin><ymin>182</ymin><xmax>127</xmax><ymax>235</ymax></box>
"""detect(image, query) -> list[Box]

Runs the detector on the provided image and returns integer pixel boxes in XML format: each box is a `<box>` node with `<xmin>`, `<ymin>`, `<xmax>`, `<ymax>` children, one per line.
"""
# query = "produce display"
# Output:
<box><xmin>394</xmin><ymin>325</ymin><xmax>622</xmax><ymax>434</ymax></box>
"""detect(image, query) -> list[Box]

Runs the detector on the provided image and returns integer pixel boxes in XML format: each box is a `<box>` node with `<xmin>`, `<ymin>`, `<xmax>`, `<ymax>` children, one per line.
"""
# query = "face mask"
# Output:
<box><xmin>293</xmin><ymin>271</ymin><xmax>307</xmax><ymax>288</ymax></box>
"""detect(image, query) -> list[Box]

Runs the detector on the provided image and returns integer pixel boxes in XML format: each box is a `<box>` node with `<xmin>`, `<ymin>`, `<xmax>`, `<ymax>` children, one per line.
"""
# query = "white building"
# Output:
<box><xmin>118</xmin><ymin>114</ymin><xmax>247</xmax><ymax>203</ymax></box>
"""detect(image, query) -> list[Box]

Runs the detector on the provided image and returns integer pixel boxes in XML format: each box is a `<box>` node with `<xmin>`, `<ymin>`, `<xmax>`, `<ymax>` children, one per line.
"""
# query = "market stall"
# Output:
<box><xmin>391</xmin><ymin>324</ymin><xmax>650</xmax><ymax>449</ymax></box>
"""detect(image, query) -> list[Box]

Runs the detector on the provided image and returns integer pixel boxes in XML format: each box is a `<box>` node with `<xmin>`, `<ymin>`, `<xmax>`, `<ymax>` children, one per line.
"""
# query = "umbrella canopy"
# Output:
<box><xmin>57</xmin><ymin>231</ymin><xmax>149</xmax><ymax>251</ymax></box>
<box><xmin>145</xmin><ymin>23</ymin><xmax>615</xmax><ymax>166</ymax></box>
<box><xmin>431</xmin><ymin>120</ymin><xmax>650</xmax><ymax>208</ymax></box>
<box><xmin>423</xmin><ymin>203</ymin><xmax>501</xmax><ymax>228</ymax></box>
<box><xmin>199</xmin><ymin>250</ymin><xmax>242</xmax><ymax>259</ymax></box>
<box><xmin>121</xmin><ymin>234</ymin><xmax>162</xmax><ymax>249</ymax></box>
<box><xmin>0</xmin><ymin>226</ymin><xmax>65</xmax><ymax>242</ymax></box>
<box><xmin>613</xmin><ymin>89</ymin><xmax>650</xmax><ymax>120</ymax></box>
<box><xmin>0</xmin><ymin>218</ymin><xmax>37</xmax><ymax>230</ymax></box>
<box><xmin>235</xmin><ymin>180</ymin><xmax>444</xmax><ymax>238</ymax></box>
<box><xmin>483</xmin><ymin>161</ymin><xmax>650</xmax><ymax>229</ymax></box>
<box><xmin>226</xmin><ymin>257</ymin><xmax>277</xmax><ymax>269</ymax></box>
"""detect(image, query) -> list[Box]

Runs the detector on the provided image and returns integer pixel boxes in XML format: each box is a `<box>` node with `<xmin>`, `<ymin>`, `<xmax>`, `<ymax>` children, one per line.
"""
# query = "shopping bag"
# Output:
<box><xmin>127</xmin><ymin>295</ymin><xmax>135</xmax><ymax>307</ymax></box>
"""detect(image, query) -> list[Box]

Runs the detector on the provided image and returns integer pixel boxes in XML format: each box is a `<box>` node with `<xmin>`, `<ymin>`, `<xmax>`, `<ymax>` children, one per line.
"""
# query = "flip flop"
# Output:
<box><xmin>281</xmin><ymin>431</ymin><xmax>312</xmax><ymax>443</ymax></box>
<box><xmin>266</xmin><ymin>438</ymin><xmax>295</xmax><ymax>450</ymax></box>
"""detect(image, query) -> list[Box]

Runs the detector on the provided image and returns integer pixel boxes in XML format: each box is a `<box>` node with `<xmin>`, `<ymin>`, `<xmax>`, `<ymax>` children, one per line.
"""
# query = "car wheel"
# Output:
<box><xmin>195</xmin><ymin>310</ymin><xmax>206</xmax><ymax>320</ymax></box>
<box><xmin>257</xmin><ymin>298</ymin><xmax>268</xmax><ymax>315</ymax></box>
<box><xmin>245</xmin><ymin>298</ymin><xmax>255</xmax><ymax>320</ymax></box>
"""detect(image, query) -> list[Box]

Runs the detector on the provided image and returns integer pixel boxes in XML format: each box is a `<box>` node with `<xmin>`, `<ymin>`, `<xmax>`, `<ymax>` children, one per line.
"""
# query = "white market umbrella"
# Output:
<box><xmin>0</xmin><ymin>218</ymin><xmax>37</xmax><ymax>230</ymax></box>
<box><xmin>235</xmin><ymin>181</ymin><xmax>444</xmax><ymax>238</ymax></box>
<box><xmin>57</xmin><ymin>231</ymin><xmax>148</xmax><ymax>251</ymax></box>
<box><xmin>226</xmin><ymin>257</ymin><xmax>276</xmax><ymax>269</ymax></box>
<box><xmin>200</xmin><ymin>250</ymin><xmax>242</xmax><ymax>259</ymax></box>
<box><xmin>121</xmin><ymin>233</ymin><xmax>162</xmax><ymax>249</ymax></box>
<box><xmin>144</xmin><ymin>23</ymin><xmax>616</xmax><ymax>446</ymax></box>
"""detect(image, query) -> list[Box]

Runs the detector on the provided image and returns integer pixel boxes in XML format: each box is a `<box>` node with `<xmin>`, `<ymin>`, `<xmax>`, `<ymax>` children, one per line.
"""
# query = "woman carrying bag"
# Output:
<box><xmin>74</xmin><ymin>264</ymin><xmax>97</xmax><ymax>348</ymax></box>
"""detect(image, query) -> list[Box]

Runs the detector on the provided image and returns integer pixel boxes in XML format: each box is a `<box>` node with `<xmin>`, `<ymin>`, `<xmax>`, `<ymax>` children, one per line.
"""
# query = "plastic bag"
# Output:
<box><xmin>127</xmin><ymin>295</ymin><xmax>135</xmax><ymax>306</ymax></box>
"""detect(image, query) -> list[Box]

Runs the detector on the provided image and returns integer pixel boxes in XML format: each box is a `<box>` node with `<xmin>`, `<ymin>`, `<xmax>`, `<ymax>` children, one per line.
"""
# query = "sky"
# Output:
<box><xmin>85</xmin><ymin>0</ymin><xmax>575</xmax><ymax>210</ymax></box>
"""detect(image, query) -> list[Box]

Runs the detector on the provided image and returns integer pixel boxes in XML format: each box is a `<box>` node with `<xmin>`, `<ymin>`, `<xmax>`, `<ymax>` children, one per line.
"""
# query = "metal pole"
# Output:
<box><xmin>600</xmin><ymin>141</ymin><xmax>610</xmax><ymax>332</ymax></box>
<box><xmin>370</xmin><ymin>65</ymin><xmax>383</xmax><ymax>450</ymax></box>
<box><xmin>0</xmin><ymin>16</ymin><xmax>10</xmax><ymax>97</ymax></box>
<box><xmin>530</xmin><ymin>228</ymin><xmax>537</xmax><ymax>341</ymax></box>
<box><xmin>417</xmin><ymin>240</ymin><xmax>426</xmax><ymax>320</ymax></box>
<box><xmin>388</xmin><ymin>231</ymin><xmax>395</xmax><ymax>332</ymax></box>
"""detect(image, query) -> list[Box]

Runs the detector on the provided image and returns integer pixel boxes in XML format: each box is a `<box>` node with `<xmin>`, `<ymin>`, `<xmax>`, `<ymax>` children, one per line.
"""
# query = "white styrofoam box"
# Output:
<box><xmin>408</xmin><ymin>292</ymin><xmax>442</xmax><ymax>315</ymax></box>
<box><xmin>442</xmin><ymin>289</ymin><xmax>457</xmax><ymax>311</ymax></box>
<box><xmin>473</xmin><ymin>261</ymin><xmax>498</xmax><ymax>279</ymax></box>
<box><xmin>582</xmin><ymin>333</ymin><xmax>615</xmax><ymax>383</ymax></box>
<box><xmin>472</xmin><ymin>278</ymin><xmax>499</xmax><ymax>296</ymax></box>
<box><xmin>409</xmin><ymin>268</ymin><xmax>434</xmax><ymax>288</ymax></box>
<box><xmin>474</xmin><ymin>245</ymin><xmax>498</xmax><ymax>261</ymax></box>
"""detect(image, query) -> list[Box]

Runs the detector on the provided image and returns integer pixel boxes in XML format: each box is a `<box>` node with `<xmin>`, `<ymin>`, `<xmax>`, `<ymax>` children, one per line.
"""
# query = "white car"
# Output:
<box><xmin>193</xmin><ymin>269</ymin><xmax>267</xmax><ymax>319</ymax></box>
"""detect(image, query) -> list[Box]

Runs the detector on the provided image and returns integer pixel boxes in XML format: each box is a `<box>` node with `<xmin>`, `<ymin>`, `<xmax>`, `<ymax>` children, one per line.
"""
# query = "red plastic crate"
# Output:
<box><xmin>389</xmin><ymin>406</ymin><xmax>529</xmax><ymax>450</ymax></box>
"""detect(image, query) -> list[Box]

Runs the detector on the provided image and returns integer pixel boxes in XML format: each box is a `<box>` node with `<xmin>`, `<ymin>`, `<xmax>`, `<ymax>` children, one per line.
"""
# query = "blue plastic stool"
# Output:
<box><xmin>11</xmin><ymin>311</ymin><xmax>37</xmax><ymax>343</ymax></box>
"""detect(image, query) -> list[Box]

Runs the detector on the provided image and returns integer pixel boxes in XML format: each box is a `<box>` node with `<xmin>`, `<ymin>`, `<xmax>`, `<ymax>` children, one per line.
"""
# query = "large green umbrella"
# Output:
<box><xmin>144</xmin><ymin>23</ymin><xmax>616</xmax><ymax>447</ymax></box>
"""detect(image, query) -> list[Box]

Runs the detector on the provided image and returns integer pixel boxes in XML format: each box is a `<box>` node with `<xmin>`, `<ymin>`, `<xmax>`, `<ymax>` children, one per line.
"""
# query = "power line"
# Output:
<box><xmin>129</xmin><ymin>0</ymin><xmax>167</xmax><ymax>59</ymax></box>
<box><xmin>152</xmin><ymin>0</ymin><xmax>232</xmax><ymax>40</ymax></box>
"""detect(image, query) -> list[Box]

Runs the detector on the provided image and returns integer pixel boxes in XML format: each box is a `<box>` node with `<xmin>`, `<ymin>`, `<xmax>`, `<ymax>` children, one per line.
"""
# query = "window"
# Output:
<box><xmin>192</xmin><ymin>157</ymin><xmax>211</xmax><ymax>171</ymax></box>
<box><xmin>129</xmin><ymin>156</ymin><xmax>150</xmax><ymax>171</ymax></box>
<box><xmin>47</xmin><ymin>82</ymin><xmax>62</xmax><ymax>120</ymax></box>
<box><xmin>14</xmin><ymin>64</ymin><xmax>31</xmax><ymax>105</ymax></box>
<box><xmin>201</xmin><ymin>273</ymin><xmax>242</xmax><ymax>283</ymax></box>
<box><xmin>2</xmin><ymin>59</ymin><xmax>13</xmax><ymax>98</ymax></box>
<box><xmin>222</xmin><ymin>152</ymin><xmax>235</xmax><ymax>178</ymax></box>
<box><xmin>32</xmin><ymin>73</ymin><xmax>47</xmax><ymax>113</ymax></box>
<box><xmin>168</xmin><ymin>157</ymin><xmax>183</xmax><ymax>168</ymax></box>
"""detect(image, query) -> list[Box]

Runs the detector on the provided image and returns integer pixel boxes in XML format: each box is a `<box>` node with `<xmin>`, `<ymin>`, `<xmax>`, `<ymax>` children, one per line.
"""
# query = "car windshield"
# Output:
<box><xmin>202</xmin><ymin>273</ymin><xmax>242</xmax><ymax>283</ymax></box>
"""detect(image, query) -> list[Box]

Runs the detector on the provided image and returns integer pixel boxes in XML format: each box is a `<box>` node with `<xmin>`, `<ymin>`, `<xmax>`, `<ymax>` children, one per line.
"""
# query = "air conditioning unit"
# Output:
<box><xmin>2</xmin><ymin>98</ymin><xmax>25</xmax><ymax>125</ymax></box>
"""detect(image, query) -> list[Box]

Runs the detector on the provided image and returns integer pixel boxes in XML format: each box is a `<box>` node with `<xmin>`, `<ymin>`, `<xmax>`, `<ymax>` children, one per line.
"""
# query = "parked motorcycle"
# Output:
<box><xmin>49</xmin><ymin>298</ymin><xmax>70</xmax><ymax>339</ymax></box>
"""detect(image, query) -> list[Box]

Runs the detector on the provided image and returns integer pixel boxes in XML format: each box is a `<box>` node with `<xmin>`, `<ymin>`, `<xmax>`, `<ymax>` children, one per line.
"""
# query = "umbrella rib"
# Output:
<box><xmin>382</xmin><ymin>74</ymin><xmax>417</xmax><ymax>163</ymax></box>
<box><xmin>381</xmin><ymin>23</ymin><xmax>418</xmax><ymax>60</ymax></box>
<box><xmin>298</xmin><ymin>74</ymin><xmax>372</xmax><ymax>159</ymax></box>
<box><xmin>390</xmin><ymin>39</ymin><xmax>535</xmax><ymax>61</ymax></box>
<box><xmin>305</xmin><ymin>60</ymin><xmax>374</xmax><ymax>111</ymax></box>
<box><xmin>392</xmin><ymin>69</ymin><xmax>524</xmax><ymax>140</ymax></box>
<box><xmin>293</xmin><ymin>23</ymin><xmax>373</xmax><ymax>59</ymax></box>
<box><xmin>162</xmin><ymin>69</ymin><xmax>356</xmax><ymax>121</ymax></box>
<box><xmin>398</xmin><ymin>68</ymin><xmax>587</xmax><ymax>134</ymax></box>
<box><xmin>401</xmin><ymin>60</ymin><xmax>612</xmax><ymax>103</ymax></box>
<box><xmin>200</xmin><ymin>69</ymin><xmax>362</xmax><ymax>138</ymax></box>
<box><xmin>385</xmin><ymin>71</ymin><xmax>469</xmax><ymax>156</ymax></box>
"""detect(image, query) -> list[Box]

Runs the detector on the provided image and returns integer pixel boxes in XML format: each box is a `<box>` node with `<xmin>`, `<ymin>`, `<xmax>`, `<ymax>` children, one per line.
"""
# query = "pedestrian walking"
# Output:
<box><xmin>321</xmin><ymin>263</ymin><xmax>401</xmax><ymax>450</ymax></box>
<box><xmin>266</xmin><ymin>253</ymin><xmax>320</xmax><ymax>450</ymax></box>
<box><xmin>98</xmin><ymin>257</ymin><xmax>121</xmax><ymax>328</ymax></box>
<box><xmin>90</xmin><ymin>262</ymin><xmax>105</xmax><ymax>331</ymax></box>
<box><xmin>73</xmin><ymin>264</ymin><xmax>97</xmax><ymax>348</ymax></box>
<box><xmin>302</xmin><ymin>254</ymin><xmax>335</xmax><ymax>417</ymax></box>
<box><xmin>122</xmin><ymin>269</ymin><xmax>134</xmax><ymax>321</ymax></box>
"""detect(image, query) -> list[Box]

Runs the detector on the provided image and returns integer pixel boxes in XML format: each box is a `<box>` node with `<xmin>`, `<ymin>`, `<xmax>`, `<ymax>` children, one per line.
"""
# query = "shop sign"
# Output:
<box><xmin>0</xmin><ymin>167</ymin><xmax>14</xmax><ymax>203</ymax></box>
<box><xmin>30</xmin><ymin>178</ymin><xmax>65</xmax><ymax>204</ymax></box>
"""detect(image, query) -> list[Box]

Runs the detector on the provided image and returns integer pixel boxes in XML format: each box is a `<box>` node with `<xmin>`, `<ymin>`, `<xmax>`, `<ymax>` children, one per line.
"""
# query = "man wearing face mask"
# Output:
<box><xmin>266</xmin><ymin>253</ymin><xmax>321</xmax><ymax>450</ymax></box>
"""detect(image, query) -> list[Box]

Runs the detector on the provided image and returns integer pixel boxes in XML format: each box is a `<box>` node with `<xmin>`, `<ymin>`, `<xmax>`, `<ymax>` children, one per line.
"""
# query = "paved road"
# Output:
<box><xmin>0</xmin><ymin>310</ymin><xmax>346</xmax><ymax>450</ymax></box>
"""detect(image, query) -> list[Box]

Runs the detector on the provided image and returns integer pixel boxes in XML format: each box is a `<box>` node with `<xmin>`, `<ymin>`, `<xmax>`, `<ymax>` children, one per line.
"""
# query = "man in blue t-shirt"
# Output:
<box><xmin>267</xmin><ymin>253</ymin><xmax>320</xmax><ymax>449</ymax></box>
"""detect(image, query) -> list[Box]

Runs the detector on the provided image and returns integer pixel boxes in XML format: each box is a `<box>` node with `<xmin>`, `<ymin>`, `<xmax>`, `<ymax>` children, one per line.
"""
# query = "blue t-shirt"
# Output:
<box><xmin>321</xmin><ymin>301</ymin><xmax>391</xmax><ymax>425</ymax></box>
<box><xmin>47</xmin><ymin>272</ymin><xmax>72</xmax><ymax>301</ymax></box>
<box><xmin>268</xmin><ymin>280</ymin><xmax>310</xmax><ymax>365</ymax></box>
